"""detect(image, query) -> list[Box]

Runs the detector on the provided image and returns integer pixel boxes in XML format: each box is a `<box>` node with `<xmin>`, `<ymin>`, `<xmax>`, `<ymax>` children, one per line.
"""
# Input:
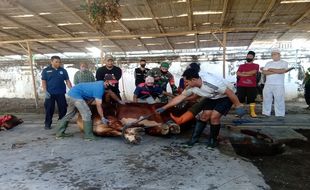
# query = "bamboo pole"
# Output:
<box><xmin>223</xmin><ymin>32</ymin><xmax>227</xmax><ymax>79</ymax></box>
<box><xmin>26</xmin><ymin>41</ymin><xmax>39</xmax><ymax>108</ymax></box>
<box><xmin>0</xmin><ymin>25</ymin><xmax>308</xmax><ymax>44</ymax></box>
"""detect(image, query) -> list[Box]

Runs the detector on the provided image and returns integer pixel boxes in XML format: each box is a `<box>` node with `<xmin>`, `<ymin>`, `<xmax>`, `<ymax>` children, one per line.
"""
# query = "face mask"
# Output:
<box><xmin>246</xmin><ymin>58</ymin><xmax>253</xmax><ymax>62</ymax></box>
<box><xmin>80</xmin><ymin>67</ymin><xmax>86</xmax><ymax>72</ymax></box>
<box><xmin>140</xmin><ymin>64</ymin><xmax>146</xmax><ymax>68</ymax></box>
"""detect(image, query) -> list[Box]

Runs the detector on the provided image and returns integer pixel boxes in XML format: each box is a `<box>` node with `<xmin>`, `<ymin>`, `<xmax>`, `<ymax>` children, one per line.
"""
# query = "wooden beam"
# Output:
<box><xmin>212</xmin><ymin>33</ymin><xmax>224</xmax><ymax>47</ymax></box>
<box><xmin>0</xmin><ymin>29</ymin><xmax>63</xmax><ymax>54</ymax></box>
<box><xmin>291</xmin><ymin>8</ymin><xmax>310</xmax><ymax>26</ymax></box>
<box><xmin>144</xmin><ymin>0</ymin><xmax>174</xmax><ymax>50</ymax></box>
<box><xmin>186</xmin><ymin>0</ymin><xmax>193</xmax><ymax>30</ymax></box>
<box><xmin>26</xmin><ymin>42</ymin><xmax>39</xmax><ymax>108</ymax></box>
<box><xmin>0</xmin><ymin>47</ymin><xmax>21</xmax><ymax>55</ymax></box>
<box><xmin>220</xmin><ymin>0</ymin><xmax>229</xmax><ymax>27</ymax></box>
<box><xmin>56</xmin><ymin>0</ymin><xmax>125</xmax><ymax>53</ymax></box>
<box><xmin>256</xmin><ymin>0</ymin><xmax>277</xmax><ymax>27</ymax></box>
<box><xmin>223</xmin><ymin>32</ymin><xmax>227</xmax><ymax>78</ymax></box>
<box><xmin>116</xmin><ymin>20</ymin><xmax>150</xmax><ymax>52</ymax></box>
<box><xmin>278</xmin><ymin>8</ymin><xmax>310</xmax><ymax>40</ymax></box>
<box><xmin>0</xmin><ymin>25</ymin><xmax>309</xmax><ymax>44</ymax></box>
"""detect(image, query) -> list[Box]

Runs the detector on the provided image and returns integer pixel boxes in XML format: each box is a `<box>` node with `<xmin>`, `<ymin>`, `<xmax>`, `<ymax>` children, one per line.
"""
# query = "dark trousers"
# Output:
<box><xmin>305</xmin><ymin>85</ymin><xmax>310</xmax><ymax>106</ymax></box>
<box><xmin>44</xmin><ymin>94</ymin><xmax>67</xmax><ymax>128</ymax></box>
<box><xmin>237</xmin><ymin>87</ymin><xmax>257</xmax><ymax>104</ymax></box>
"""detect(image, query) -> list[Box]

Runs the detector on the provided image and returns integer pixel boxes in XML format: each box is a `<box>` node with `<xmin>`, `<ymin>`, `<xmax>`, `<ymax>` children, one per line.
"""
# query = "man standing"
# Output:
<box><xmin>262</xmin><ymin>49</ymin><xmax>293</xmax><ymax>117</ymax></box>
<box><xmin>156</xmin><ymin>68</ymin><xmax>245</xmax><ymax>148</ymax></box>
<box><xmin>303</xmin><ymin>67</ymin><xmax>310</xmax><ymax>109</ymax></box>
<box><xmin>73</xmin><ymin>62</ymin><xmax>95</xmax><ymax>85</ymax></box>
<box><xmin>96</xmin><ymin>55</ymin><xmax>122</xmax><ymax>99</ymax></box>
<box><xmin>41</xmin><ymin>56</ymin><xmax>72</xmax><ymax>130</ymax></box>
<box><xmin>236</xmin><ymin>51</ymin><xmax>260</xmax><ymax>117</ymax></box>
<box><xmin>56</xmin><ymin>81</ymin><xmax>109</xmax><ymax>140</ymax></box>
<box><xmin>134</xmin><ymin>59</ymin><xmax>149</xmax><ymax>86</ymax></box>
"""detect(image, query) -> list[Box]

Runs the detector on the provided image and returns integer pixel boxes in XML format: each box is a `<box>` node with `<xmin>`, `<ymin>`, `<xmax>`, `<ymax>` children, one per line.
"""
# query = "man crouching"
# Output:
<box><xmin>156</xmin><ymin>68</ymin><xmax>246</xmax><ymax>148</ymax></box>
<box><xmin>56</xmin><ymin>81</ymin><xmax>109</xmax><ymax>141</ymax></box>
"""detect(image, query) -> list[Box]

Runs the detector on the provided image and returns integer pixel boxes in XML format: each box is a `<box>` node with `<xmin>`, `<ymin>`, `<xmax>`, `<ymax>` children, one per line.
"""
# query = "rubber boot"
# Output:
<box><xmin>250</xmin><ymin>103</ymin><xmax>257</xmax><ymax>118</ymax></box>
<box><xmin>83</xmin><ymin>120</ymin><xmax>96</xmax><ymax>141</ymax></box>
<box><xmin>182</xmin><ymin>121</ymin><xmax>206</xmax><ymax>148</ymax></box>
<box><xmin>207</xmin><ymin>124</ymin><xmax>220</xmax><ymax>148</ymax></box>
<box><xmin>170</xmin><ymin>111</ymin><xmax>194</xmax><ymax>125</ymax></box>
<box><xmin>56</xmin><ymin>120</ymin><xmax>73</xmax><ymax>139</ymax></box>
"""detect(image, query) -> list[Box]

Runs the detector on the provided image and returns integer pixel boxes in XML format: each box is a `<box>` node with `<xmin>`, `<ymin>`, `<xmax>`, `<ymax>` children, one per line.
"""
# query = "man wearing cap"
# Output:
<box><xmin>96</xmin><ymin>55</ymin><xmax>122</xmax><ymax>99</ymax></box>
<box><xmin>41</xmin><ymin>56</ymin><xmax>72</xmax><ymax>130</ymax></box>
<box><xmin>134</xmin><ymin>59</ymin><xmax>150</xmax><ymax>86</ymax></box>
<box><xmin>133</xmin><ymin>76</ymin><xmax>163</xmax><ymax>104</ymax></box>
<box><xmin>236</xmin><ymin>51</ymin><xmax>260</xmax><ymax>117</ymax></box>
<box><xmin>262</xmin><ymin>49</ymin><xmax>293</xmax><ymax>117</ymax></box>
<box><xmin>73</xmin><ymin>62</ymin><xmax>95</xmax><ymax>85</ymax></box>
<box><xmin>56</xmin><ymin>80</ymin><xmax>109</xmax><ymax>140</ymax></box>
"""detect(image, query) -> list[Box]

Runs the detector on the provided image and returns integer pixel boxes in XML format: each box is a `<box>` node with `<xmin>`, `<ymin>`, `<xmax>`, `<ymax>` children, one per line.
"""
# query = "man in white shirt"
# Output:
<box><xmin>156</xmin><ymin>68</ymin><xmax>246</xmax><ymax>148</ymax></box>
<box><xmin>262</xmin><ymin>49</ymin><xmax>293</xmax><ymax>117</ymax></box>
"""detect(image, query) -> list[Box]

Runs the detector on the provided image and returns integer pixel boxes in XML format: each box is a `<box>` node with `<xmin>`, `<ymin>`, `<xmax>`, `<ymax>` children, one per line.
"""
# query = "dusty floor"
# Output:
<box><xmin>1</xmin><ymin>98</ymin><xmax>310</xmax><ymax>190</ymax></box>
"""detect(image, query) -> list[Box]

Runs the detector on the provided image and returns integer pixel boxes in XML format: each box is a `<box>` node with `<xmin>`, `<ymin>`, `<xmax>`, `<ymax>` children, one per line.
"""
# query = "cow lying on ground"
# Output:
<box><xmin>77</xmin><ymin>102</ymin><xmax>193</xmax><ymax>144</ymax></box>
<box><xmin>0</xmin><ymin>114</ymin><xmax>23</xmax><ymax>131</ymax></box>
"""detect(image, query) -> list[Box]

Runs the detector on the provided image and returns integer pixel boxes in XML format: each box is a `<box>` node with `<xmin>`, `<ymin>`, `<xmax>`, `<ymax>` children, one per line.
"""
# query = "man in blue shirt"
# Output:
<box><xmin>133</xmin><ymin>76</ymin><xmax>163</xmax><ymax>104</ymax></box>
<box><xmin>56</xmin><ymin>81</ymin><xmax>110</xmax><ymax>140</ymax></box>
<box><xmin>41</xmin><ymin>56</ymin><xmax>72</xmax><ymax>130</ymax></box>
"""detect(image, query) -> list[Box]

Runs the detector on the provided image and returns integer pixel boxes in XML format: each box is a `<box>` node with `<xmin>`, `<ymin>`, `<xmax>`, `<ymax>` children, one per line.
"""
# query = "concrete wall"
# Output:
<box><xmin>0</xmin><ymin>56</ymin><xmax>309</xmax><ymax>100</ymax></box>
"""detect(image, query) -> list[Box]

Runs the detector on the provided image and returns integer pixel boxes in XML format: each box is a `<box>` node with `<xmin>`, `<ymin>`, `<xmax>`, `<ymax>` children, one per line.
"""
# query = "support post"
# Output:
<box><xmin>26</xmin><ymin>41</ymin><xmax>39</xmax><ymax>108</ymax></box>
<box><xmin>223</xmin><ymin>32</ymin><xmax>227</xmax><ymax>78</ymax></box>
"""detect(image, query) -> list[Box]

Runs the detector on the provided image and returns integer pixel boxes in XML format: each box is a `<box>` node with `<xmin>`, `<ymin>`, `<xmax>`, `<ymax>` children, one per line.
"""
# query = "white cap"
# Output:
<box><xmin>271</xmin><ymin>48</ymin><xmax>281</xmax><ymax>54</ymax></box>
<box><xmin>104</xmin><ymin>54</ymin><xmax>114</xmax><ymax>61</ymax></box>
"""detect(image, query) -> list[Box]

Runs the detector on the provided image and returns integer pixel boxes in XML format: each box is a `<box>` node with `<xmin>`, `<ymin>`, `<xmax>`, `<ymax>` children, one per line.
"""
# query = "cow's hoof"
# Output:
<box><xmin>169</xmin><ymin>124</ymin><xmax>180</xmax><ymax>134</ymax></box>
<box><xmin>161</xmin><ymin>124</ymin><xmax>169</xmax><ymax>135</ymax></box>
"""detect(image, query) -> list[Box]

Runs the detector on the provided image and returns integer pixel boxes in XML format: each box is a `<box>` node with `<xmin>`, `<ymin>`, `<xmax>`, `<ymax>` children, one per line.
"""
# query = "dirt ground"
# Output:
<box><xmin>1</xmin><ymin>98</ymin><xmax>310</xmax><ymax>190</ymax></box>
<box><xmin>245</xmin><ymin>130</ymin><xmax>310</xmax><ymax>190</ymax></box>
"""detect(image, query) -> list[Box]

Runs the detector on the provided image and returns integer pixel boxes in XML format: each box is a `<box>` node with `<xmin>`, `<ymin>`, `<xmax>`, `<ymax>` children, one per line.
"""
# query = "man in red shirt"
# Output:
<box><xmin>236</xmin><ymin>51</ymin><xmax>259</xmax><ymax>117</ymax></box>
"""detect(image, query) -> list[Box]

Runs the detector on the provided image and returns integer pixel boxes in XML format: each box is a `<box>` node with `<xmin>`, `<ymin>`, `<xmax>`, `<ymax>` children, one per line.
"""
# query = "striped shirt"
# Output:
<box><xmin>73</xmin><ymin>70</ymin><xmax>95</xmax><ymax>85</ymax></box>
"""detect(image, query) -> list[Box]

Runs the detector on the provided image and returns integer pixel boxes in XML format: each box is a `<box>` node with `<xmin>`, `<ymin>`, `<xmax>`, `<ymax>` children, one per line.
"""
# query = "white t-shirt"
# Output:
<box><xmin>263</xmin><ymin>60</ymin><xmax>288</xmax><ymax>85</ymax></box>
<box><xmin>182</xmin><ymin>72</ymin><xmax>235</xmax><ymax>99</ymax></box>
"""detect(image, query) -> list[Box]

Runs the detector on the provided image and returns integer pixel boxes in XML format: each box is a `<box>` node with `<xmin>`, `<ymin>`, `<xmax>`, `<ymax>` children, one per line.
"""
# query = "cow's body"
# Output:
<box><xmin>77</xmin><ymin>102</ymin><xmax>193</xmax><ymax>143</ymax></box>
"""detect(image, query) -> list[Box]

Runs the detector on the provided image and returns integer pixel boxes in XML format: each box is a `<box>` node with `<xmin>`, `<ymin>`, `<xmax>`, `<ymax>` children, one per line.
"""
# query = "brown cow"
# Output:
<box><xmin>76</xmin><ymin>102</ymin><xmax>193</xmax><ymax>144</ymax></box>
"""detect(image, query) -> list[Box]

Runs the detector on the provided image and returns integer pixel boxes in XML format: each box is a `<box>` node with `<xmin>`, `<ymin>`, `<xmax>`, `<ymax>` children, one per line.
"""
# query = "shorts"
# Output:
<box><xmin>189</xmin><ymin>97</ymin><xmax>233</xmax><ymax>116</ymax></box>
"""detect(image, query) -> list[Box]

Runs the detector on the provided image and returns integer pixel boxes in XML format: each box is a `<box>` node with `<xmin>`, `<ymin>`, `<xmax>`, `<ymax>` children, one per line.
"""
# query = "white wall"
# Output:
<box><xmin>0</xmin><ymin>57</ymin><xmax>309</xmax><ymax>100</ymax></box>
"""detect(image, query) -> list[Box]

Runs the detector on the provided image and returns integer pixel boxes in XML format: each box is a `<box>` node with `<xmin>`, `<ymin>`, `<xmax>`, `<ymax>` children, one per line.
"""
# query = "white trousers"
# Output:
<box><xmin>262</xmin><ymin>84</ymin><xmax>286</xmax><ymax>117</ymax></box>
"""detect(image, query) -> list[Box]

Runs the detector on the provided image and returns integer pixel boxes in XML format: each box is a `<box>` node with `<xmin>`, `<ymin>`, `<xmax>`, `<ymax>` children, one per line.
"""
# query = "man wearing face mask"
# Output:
<box><xmin>96</xmin><ymin>55</ymin><xmax>122</xmax><ymax>99</ymax></box>
<box><xmin>236</xmin><ymin>51</ymin><xmax>260</xmax><ymax>117</ymax></box>
<box><xmin>133</xmin><ymin>76</ymin><xmax>163</xmax><ymax>104</ymax></box>
<box><xmin>73</xmin><ymin>62</ymin><xmax>95</xmax><ymax>85</ymax></box>
<box><xmin>134</xmin><ymin>59</ymin><xmax>149</xmax><ymax>86</ymax></box>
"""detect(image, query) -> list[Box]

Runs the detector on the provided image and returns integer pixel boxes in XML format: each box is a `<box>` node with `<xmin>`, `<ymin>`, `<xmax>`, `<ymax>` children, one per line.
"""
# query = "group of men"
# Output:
<box><xmin>41</xmin><ymin>48</ymin><xmax>298</xmax><ymax>147</ymax></box>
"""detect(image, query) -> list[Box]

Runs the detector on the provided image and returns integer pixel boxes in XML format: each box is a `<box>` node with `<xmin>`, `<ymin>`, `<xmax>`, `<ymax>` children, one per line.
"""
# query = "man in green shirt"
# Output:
<box><xmin>73</xmin><ymin>63</ymin><xmax>95</xmax><ymax>85</ymax></box>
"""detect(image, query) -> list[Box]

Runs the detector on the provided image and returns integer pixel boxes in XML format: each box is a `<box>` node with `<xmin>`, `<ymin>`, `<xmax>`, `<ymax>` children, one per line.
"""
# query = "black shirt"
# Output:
<box><xmin>96</xmin><ymin>66</ymin><xmax>122</xmax><ymax>94</ymax></box>
<box><xmin>134</xmin><ymin>67</ymin><xmax>150</xmax><ymax>86</ymax></box>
